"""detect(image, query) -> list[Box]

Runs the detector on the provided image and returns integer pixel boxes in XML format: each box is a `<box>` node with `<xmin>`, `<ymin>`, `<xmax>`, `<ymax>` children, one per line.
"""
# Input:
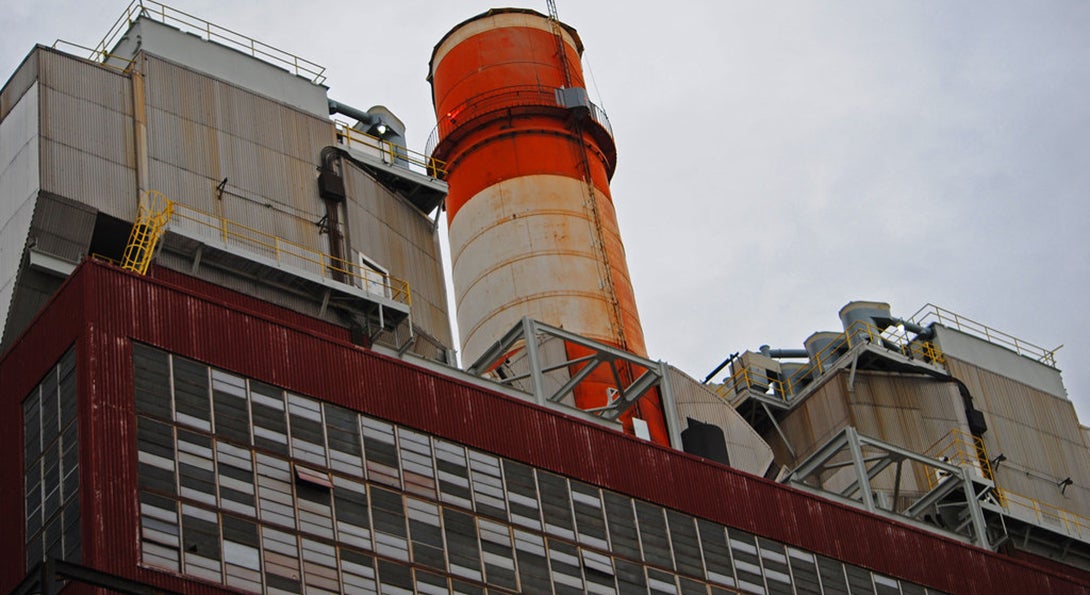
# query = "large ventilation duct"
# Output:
<box><xmin>839</xmin><ymin>300</ymin><xmax>931</xmax><ymax>338</ymax></box>
<box><xmin>428</xmin><ymin>9</ymin><xmax>668</xmax><ymax>444</ymax></box>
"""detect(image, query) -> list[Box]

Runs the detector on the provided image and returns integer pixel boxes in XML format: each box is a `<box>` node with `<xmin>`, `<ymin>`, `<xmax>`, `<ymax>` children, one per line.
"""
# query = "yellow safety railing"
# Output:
<box><xmin>717</xmin><ymin>319</ymin><xmax>945</xmax><ymax>403</ymax></box>
<box><xmin>909</xmin><ymin>304</ymin><xmax>1062</xmax><ymax>367</ymax></box>
<box><xmin>95</xmin><ymin>0</ymin><xmax>326</xmax><ymax>84</ymax></box>
<box><xmin>924</xmin><ymin>428</ymin><xmax>997</xmax><ymax>489</ymax></box>
<box><xmin>50</xmin><ymin>40</ymin><xmax>136</xmax><ymax>74</ymax></box>
<box><xmin>121</xmin><ymin>191</ymin><xmax>174</xmax><ymax>275</ymax></box>
<box><xmin>999</xmin><ymin>490</ymin><xmax>1090</xmax><ymax>540</ymax></box>
<box><xmin>924</xmin><ymin>428</ymin><xmax>1090</xmax><ymax>539</ymax></box>
<box><xmin>333</xmin><ymin>120</ymin><xmax>447</xmax><ymax>178</ymax></box>
<box><xmin>168</xmin><ymin>202</ymin><xmax>411</xmax><ymax>306</ymax></box>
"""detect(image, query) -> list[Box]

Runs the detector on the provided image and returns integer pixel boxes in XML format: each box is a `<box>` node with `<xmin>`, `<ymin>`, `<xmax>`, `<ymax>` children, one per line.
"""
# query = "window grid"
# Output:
<box><xmin>130</xmin><ymin>343</ymin><xmax>939</xmax><ymax>595</ymax></box>
<box><xmin>23</xmin><ymin>347</ymin><xmax>80</xmax><ymax>572</ymax></box>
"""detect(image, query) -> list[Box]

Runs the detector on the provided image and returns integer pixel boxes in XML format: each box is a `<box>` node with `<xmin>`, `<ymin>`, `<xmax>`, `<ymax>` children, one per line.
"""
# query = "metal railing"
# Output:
<box><xmin>50</xmin><ymin>40</ymin><xmax>136</xmax><ymax>73</ymax></box>
<box><xmin>425</xmin><ymin>84</ymin><xmax>613</xmax><ymax>158</ymax></box>
<box><xmin>717</xmin><ymin>320</ymin><xmax>945</xmax><ymax>404</ymax></box>
<box><xmin>924</xmin><ymin>428</ymin><xmax>1090</xmax><ymax>539</ymax></box>
<box><xmin>333</xmin><ymin>120</ymin><xmax>447</xmax><ymax>178</ymax></box>
<box><xmin>909</xmin><ymin>304</ymin><xmax>1061</xmax><ymax>367</ymax></box>
<box><xmin>1000</xmin><ymin>490</ymin><xmax>1090</xmax><ymax>540</ymax></box>
<box><xmin>924</xmin><ymin>428</ymin><xmax>997</xmax><ymax>490</ymax></box>
<box><xmin>94</xmin><ymin>0</ymin><xmax>326</xmax><ymax>84</ymax></box>
<box><xmin>168</xmin><ymin>202</ymin><xmax>410</xmax><ymax>305</ymax></box>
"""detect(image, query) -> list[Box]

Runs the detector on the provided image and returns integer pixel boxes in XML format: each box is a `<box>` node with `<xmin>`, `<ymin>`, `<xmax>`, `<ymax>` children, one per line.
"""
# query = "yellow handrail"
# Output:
<box><xmin>167</xmin><ymin>201</ymin><xmax>411</xmax><ymax>306</ymax></box>
<box><xmin>716</xmin><ymin>320</ymin><xmax>945</xmax><ymax>403</ymax></box>
<box><xmin>333</xmin><ymin>120</ymin><xmax>447</xmax><ymax>178</ymax></box>
<box><xmin>998</xmin><ymin>490</ymin><xmax>1090</xmax><ymax>539</ymax></box>
<box><xmin>909</xmin><ymin>303</ymin><xmax>1061</xmax><ymax>367</ymax></box>
<box><xmin>924</xmin><ymin>428</ymin><xmax>997</xmax><ymax>492</ymax></box>
<box><xmin>50</xmin><ymin>40</ymin><xmax>136</xmax><ymax>74</ymax></box>
<box><xmin>924</xmin><ymin>429</ymin><xmax>1090</xmax><ymax>538</ymax></box>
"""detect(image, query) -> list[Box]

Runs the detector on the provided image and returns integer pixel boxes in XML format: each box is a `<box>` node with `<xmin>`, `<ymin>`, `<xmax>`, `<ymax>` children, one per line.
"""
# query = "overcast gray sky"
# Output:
<box><xmin>3</xmin><ymin>1</ymin><xmax>1088</xmax><ymax>423</ymax></box>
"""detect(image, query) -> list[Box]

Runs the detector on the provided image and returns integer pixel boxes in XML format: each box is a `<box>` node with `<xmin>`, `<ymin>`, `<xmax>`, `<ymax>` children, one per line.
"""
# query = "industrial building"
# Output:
<box><xmin>1</xmin><ymin>2</ymin><xmax>1088</xmax><ymax>594</ymax></box>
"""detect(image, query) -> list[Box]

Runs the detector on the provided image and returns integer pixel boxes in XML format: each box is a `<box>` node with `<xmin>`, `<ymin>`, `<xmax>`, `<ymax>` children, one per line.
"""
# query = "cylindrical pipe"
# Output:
<box><xmin>429</xmin><ymin>9</ymin><xmax>667</xmax><ymax>444</ymax></box>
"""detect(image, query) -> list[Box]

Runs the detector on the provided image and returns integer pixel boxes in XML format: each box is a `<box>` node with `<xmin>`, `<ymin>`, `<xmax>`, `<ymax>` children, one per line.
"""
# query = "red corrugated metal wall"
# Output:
<box><xmin>2</xmin><ymin>260</ymin><xmax>1088</xmax><ymax>594</ymax></box>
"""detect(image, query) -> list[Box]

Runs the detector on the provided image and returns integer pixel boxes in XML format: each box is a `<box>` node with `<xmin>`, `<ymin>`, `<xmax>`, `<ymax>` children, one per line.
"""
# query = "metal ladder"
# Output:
<box><xmin>121</xmin><ymin>191</ymin><xmax>174</xmax><ymax>275</ymax></box>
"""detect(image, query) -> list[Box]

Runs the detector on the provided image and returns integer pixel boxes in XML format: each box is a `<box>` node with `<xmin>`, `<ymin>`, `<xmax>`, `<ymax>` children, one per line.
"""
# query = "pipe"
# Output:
<box><xmin>758</xmin><ymin>345</ymin><xmax>809</xmax><ymax>359</ymax></box>
<box><xmin>702</xmin><ymin>352</ymin><xmax>738</xmax><ymax>384</ymax></box>
<box><xmin>329</xmin><ymin>99</ymin><xmax>409</xmax><ymax>166</ymax></box>
<box><xmin>328</xmin><ymin>99</ymin><xmax>377</xmax><ymax>126</ymax></box>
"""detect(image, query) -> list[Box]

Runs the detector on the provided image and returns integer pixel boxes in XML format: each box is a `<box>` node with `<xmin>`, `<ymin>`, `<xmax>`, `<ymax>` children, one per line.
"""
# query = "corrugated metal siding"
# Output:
<box><xmin>343</xmin><ymin>163</ymin><xmax>452</xmax><ymax>348</ymax></box>
<box><xmin>0</xmin><ymin>48</ymin><xmax>38</xmax><ymax>122</ymax></box>
<box><xmin>28</xmin><ymin>193</ymin><xmax>97</xmax><ymax>263</ymax></box>
<box><xmin>667</xmin><ymin>365</ymin><xmax>774</xmax><ymax>475</ymax></box>
<box><xmin>0</xmin><ymin>268</ymin><xmax>84</xmax><ymax>590</ymax></box>
<box><xmin>0</xmin><ymin>82</ymin><xmax>40</xmax><ymax>346</ymax></box>
<box><xmin>38</xmin><ymin>50</ymin><xmax>133</xmax><ymax>116</ymax></box>
<box><xmin>143</xmin><ymin>55</ymin><xmax>333</xmax><ymax>251</ymax></box>
<box><xmin>37</xmin><ymin>50</ymin><xmax>137</xmax><ymax>219</ymax></box>
<box><xmin>3</xmin><ymin>261</ymin><xmax>1089</xmax><ymax>594</ymax></box>
<box><xmin>946</xmin><ymin>356</ymin><xmax>1090</xmax><ymax>518</ymax></box>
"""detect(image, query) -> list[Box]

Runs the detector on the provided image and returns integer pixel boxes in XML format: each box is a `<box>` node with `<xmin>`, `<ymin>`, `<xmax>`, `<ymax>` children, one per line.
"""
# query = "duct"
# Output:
<box><xmin>328</xmin><ymin>99</ymin><xmax>409</xmax><ymax>165</ymax></box>
<box><xmin>758</xmin><ymin>345</ymin><xmax>809</xmax><ymax>359</ymax></box>
<box><xmin>838</xmin><ymin>300</ymin><xmax>933</xmax><ymax>340</ymax></box>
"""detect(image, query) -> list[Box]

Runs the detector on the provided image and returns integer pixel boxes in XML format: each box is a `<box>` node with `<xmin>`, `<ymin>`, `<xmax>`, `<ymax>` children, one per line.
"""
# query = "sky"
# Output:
<box><xmin>3</xmin><ymin>1</ymin><xmax>1089</xmax><ymax>423</ymax></box>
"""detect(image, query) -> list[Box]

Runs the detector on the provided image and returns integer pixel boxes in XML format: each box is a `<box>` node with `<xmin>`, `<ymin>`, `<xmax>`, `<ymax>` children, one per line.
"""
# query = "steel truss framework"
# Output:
<box><xmin>468</xmin><ymin>317</ymin><xmax>683</xmax><ymax>448</ymax></box>
<box><xmin>786</xmin><ymin>426</ymin><xmax>1006</xmax><ymax>550</ymax></box>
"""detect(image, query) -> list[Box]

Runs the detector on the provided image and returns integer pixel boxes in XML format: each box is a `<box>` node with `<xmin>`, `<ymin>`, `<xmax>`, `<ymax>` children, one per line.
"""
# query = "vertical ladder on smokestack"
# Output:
<box><xmin>546</xmin><ymin>0</ymin><xmax>628</xmax><ymax>349</ymax></box>
<box><xmin>545</xmin><ymin>0</ymin><xmax>572</xmax><ymax>87</ymax></box>
<box><xmin>121</xmin><ymin>191</ymin><xmax>174</xmax><ymax>275</ymax></box>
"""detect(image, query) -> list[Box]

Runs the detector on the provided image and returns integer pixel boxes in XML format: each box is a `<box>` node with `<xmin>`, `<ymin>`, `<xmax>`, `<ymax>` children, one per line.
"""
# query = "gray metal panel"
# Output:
<box><xmin>1</xmin><ymin>47</ymin><xmax>39</xmax><ymax>122</ymax></box>
<box><xmin>934</xmin><ymin>325</ymin><xmax>1066</xmax><ymax>398</ymax></box>
<box><xmin>38</xmin><ymin>49</ymin><xmax>133</xmax><ymax>116</ymax></box>
<box><xmin>666</xmin><ymin>365</ymin><xmax>774</xmax><ymax>476</ymax></box>
<box><xmin>143</xmin><ymin>55</ymin><xmax>332</xmax><ymax>251</ymax></box>
<box><xmin>342</xmin><ymin>162</ymin><xmax>451</xmax><ymax>349</ymax></box>
<box><xmin>945</xmin><ymin>355</ymin><xmax>1090</xmax><ymax>519</ymax></box>
<box><xmin>0</xmin><ymin>82</ymin><xmax>40</xmax><ymax>344</ymax></box>
<box><xmin>41</xmin><ymin>77</ymin><xmax>134</xmax><ymax>168</ymax></box>
<box><xmin>40</xmin><ymin>138</ymin><xmax>137</xmax><ymax>220</ymax></box>
<box><xmin>36</xmin><ymin>49</ymin><xmax>136</xmax><ymax>218</ymax></box>
<box><xmin>114</xmin><ymin>19</ymin><xmax>327</xmax><ymax>117</ymax></box>
<box><xmin>28</xmin><ymin>193</ymin><xmax>97</xmax><ymax>264</ymax></box>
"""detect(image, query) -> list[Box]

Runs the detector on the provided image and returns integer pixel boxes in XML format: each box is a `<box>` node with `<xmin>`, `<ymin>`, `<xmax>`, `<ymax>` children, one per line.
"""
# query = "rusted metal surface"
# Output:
<box><xmin>142</xmin><ymin>55</ymin><xmax>333</xmax><ymax>253</ymax></box>
<box><xmin>946</xmin><ymin>355</ymin><xmax>1090</xmax><ymax>519</ymax></box>
<box><xmin>341</xmin><ymin>162</ymin><xmax>452</xmax><ymax>349</ymax></box>
<box><xmin>3</xmin><ymin>261</ymin><xmax>1089</xmax><ymax>594</ymax></box>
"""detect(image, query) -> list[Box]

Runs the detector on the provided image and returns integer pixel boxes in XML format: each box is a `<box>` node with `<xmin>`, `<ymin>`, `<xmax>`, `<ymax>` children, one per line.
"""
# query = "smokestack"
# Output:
<box><xmin>429</xmin><ymin>8</ymin><xmax>668</xmax><ymax>444</ymax></box>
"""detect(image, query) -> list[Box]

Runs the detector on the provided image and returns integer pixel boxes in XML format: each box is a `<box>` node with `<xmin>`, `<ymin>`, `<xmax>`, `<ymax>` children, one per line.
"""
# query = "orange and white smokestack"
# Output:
<box><xmin>429</xmin><ymin>8</ymin><xmax>668</xmax><ymax>444</ymax></box>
